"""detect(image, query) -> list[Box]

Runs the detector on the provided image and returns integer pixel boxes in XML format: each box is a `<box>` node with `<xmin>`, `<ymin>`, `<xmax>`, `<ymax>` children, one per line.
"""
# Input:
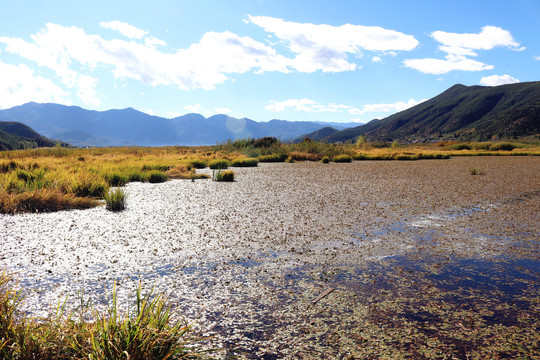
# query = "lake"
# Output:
<box><xmin>1</xmin><ymin>156</ymin><xmax>538</xmax><ymax>358</ymax></box>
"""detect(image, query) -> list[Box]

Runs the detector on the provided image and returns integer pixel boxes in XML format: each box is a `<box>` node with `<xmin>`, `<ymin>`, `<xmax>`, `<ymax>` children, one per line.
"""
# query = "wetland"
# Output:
<box><xmin>1</xmin><ymin>156</ymin><xmax>539</xmax><ymax>359</ymax></box>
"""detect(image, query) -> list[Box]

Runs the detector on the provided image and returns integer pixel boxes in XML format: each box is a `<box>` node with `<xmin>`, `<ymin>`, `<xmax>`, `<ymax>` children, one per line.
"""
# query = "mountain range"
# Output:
<box><xmin>0</xmin><ymin>81</ymin><xmax>538</xmax><ymax>148</ymax></box>
<box><xmin>323</xmin><ymin>81</ymin><xmax>540</xmax><ymax>143</ymax></box>
<box><xmin>0</xmin><ymin>103</ymin><xmax>353</xmax><ymax>147</ymax></box>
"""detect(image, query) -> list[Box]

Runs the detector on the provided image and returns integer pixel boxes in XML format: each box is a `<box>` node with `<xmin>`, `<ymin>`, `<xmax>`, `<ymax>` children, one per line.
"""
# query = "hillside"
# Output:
<box><xmin>0</xmin><ymin>103</ymin><xmax>355</xmax><ymax>147</ymax></box>
<box><xmin>325</xmin><ymin>81</ymin><xmax>540</xmax><ymax>143</ymax></box>
<box><xmin>0</xmin><ymin>121</ymin><xmax>63</xmax><ymax>150</ymax></box>
<box><xmin>290</xmin><ymin>126</ymin><xmax>339</xmax><ymax>143</ymax></box>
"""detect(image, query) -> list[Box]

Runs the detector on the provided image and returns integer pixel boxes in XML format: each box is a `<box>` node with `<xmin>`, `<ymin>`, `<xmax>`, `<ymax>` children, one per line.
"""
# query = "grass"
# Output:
<box><xmin>0</xmin><ymin>140</ymin><xmax>537</xmax><ymax>213</ymax></box>
<box><xmin>105</xmin><ymin>188</ymin><xmax>126</xmax><ymax>211</ymax></box>
<box><xmin>321</xmin><ymin>156</ymin><xmax>330</xmax><ymax>163</ymax></box>
<box><xmin>0</xmin><ymin>272</ymin><xmax>208</xmax><ymax>360</ymax></box>
<box><xmin>469</xmin><ymin>167</ymin><xmax>486</xmax><ymax>175</ymax></box>
<box><xmin>332</xmin><ymin>154</ymin><xmax>353</xmax><ymax>163</ymax></box>
<box><xmin>147</xmin><ymin>170</ymin><xmax>168</xmax><ymax>183</ymax></box>
<box><xmin>212</xmin><ymin>169</ymin><xmax>235</xmax><ymax>182</ymax></box>
<box><xmin>208</xmin><ymin>159</ymin><xmax>229</xmax><ymax>170</ymax></box>
<box><xmin>258</xmin><ymin>153</ymin><xmax>287</xmax><ymax>162</ymax></box>
<box><xmin>231</xmin><ymin>158</ymin><xmax>258</xmax><ymax>167</ymax></box>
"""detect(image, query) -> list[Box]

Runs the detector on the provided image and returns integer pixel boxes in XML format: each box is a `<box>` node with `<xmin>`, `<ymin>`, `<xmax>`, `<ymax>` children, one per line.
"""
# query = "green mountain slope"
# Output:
<box><xmin>325</xmin><ymin>81</ymin><xmax>540</xmax><ymax>143</ymax></box>
<box><xmin>0</xmin><ymin>121</ymin><xmax>64</xmax><ymax>150</ymax></box>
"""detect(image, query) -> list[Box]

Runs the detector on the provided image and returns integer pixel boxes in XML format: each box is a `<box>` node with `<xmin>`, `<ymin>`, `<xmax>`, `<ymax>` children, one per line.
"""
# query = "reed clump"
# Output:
<box><xmin>332</xmin><ymin>154</ymin><xmax>353</xmax><ymax>163</ymax></box>
<box><xmin>0</xmin><ymin>272</ymin><xmax>208</xmax><ymax>359</ymax></box>
<box><xmin>212</xmin><ymin>169</ymin><xmax>235</xmax><ymax>182</ymax></box>
<box><xmin>231</xmin><ymin>158</ymin><xmax>258</xmax><ymax>167</ymax></box>
<box><xmin>208</xmin><ymin>160</ymin><xmax>229</xmax><ymax>170</ymax></box>
<box><xmin>105</xmin><ymin>188</ymin><xmax>126</xmax><ymax>211</ymax></box>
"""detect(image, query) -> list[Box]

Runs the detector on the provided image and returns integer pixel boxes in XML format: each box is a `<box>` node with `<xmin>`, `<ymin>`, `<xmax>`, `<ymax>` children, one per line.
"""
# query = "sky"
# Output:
<box><xmin>0</xmin><ymin>0</ymin><xmax>539</xmax><ymax>124</ymax></box>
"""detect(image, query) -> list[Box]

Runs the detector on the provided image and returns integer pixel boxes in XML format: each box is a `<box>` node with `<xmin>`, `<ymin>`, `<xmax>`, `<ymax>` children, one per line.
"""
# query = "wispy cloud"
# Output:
<box><xmin>266</xmin><ymin>98</ymin><xmax>425</xmax><ymax>118</ymax></box>
<box><xmin>247</xmin><ymin>15</ymin><xmax>418</xmax><ymax>73</ymax></box>
<box><xmin>404</xmin><ymin>26</ymin><xmax>522</xmax><ymax>74</ymax></box>
<box><xmin>100</xmin><ymin>20</ymin><xmax>148</xmax><ymax>39</ymax></box>
<box><xmin>0</xmin><ymin>60</ymin><xmax>69</xmax><ymax>109</ymax></box>
<box><xmin>479</xmin><ymin>74</ymin><xmax>520</xmax><ymax>86</ymax></box>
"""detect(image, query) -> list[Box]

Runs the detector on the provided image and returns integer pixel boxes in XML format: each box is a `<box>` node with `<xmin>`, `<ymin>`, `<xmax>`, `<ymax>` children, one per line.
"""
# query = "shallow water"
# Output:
<box><xmin>1</xmin><ymin>156</ymin><xmax>539</xmax><ymax>358</ymax></box>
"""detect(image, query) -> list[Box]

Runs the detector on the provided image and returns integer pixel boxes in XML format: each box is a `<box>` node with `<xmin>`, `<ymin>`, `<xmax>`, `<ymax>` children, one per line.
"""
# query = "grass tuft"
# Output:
<box><xmin>212</xmin><ymin>169</ymin><xmax>235</xmax><ymax>182</ymax></box>
<box><xmin>189</xmin><ymin>159</ymin><xmax>207</xmax><ymax>169</ymax></box>
<box><xmin>147</xmin><ymin>170</ymin><xmax>168</xmax><ymax>183</ymax></box>
<box><xmin>0</xmin><ymin>272</ymin><xmax>208</xmax><ymax>359</ymax></box>
<box><xmin>208</xmin><ymin>159</ymin><xmax>229</xmax><ymax>170</ymax></box>
<box><xmin>231</xmin><ymin>158</ymin><xmax>258</xmax><ymax>167</ymax></box>
<box><xmin>258</xmin><ymin>154</ymin><xmax>287</xmax><ymax>163</ymax></box>
<box><xmin>321</xmin><ymin>156</ymin><xmax>330</xmax><ymax>163</ymax></box>
<box><xmin>332</xmin><ymin>154</ymin><xmax>353</xmax><ymax>163</ymax></box>
<box><xmin>469</xmin><ymin>167</ymin><xmax>486</xmax><ymax>175</ymax></box>
<box><xmin>105</xmin><ymin>188</ymin><xmax>126</xmax><ymax>211</ymax></box>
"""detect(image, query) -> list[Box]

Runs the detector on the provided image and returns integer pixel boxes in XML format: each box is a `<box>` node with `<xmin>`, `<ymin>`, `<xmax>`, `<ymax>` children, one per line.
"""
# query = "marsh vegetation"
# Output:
<box><xmin>0</xmin><ymin>140</ymin><xmax>539</xmax><ymax>358</ymax></box>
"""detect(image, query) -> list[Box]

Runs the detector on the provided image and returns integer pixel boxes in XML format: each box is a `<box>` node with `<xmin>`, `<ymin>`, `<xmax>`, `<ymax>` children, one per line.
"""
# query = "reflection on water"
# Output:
<box><xmin>1</xmin><ymin>157</ymin><xmax>539</xmax><ymax>358</ymax></box>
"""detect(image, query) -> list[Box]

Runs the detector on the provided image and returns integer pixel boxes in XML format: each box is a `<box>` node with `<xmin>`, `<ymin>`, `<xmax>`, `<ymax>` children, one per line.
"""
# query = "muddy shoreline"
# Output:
<box><xmin>1</xmin><ymin>156</ymin><xmax>538</xmax><ymax>358</ymax></box>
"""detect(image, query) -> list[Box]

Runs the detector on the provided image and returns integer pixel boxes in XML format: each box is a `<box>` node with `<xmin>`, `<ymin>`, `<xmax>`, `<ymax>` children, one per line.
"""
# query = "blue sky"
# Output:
<box><xmin>0</xmin><ymin>0</ymin><xmax>538</xmax><ymax>124</ymax></box>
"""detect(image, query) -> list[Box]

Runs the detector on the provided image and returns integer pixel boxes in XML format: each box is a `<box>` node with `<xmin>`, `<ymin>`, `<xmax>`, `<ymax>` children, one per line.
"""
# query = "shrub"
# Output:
<box><xmin>212</xmin><ymin>169</ymin><xmax>235</xmax><ymax>182</ymax></box>
<box><xmin>332</xmin><ymin>154</ymin><xmax>353</xmax><ymax>163</ymax></box>
<box><xmin>105</xmin><ymin>188</ymin><xmax>126</xmax><ymax>211</ymax></box>
<box><xmin>209</xmin><ymin>159</ymin><xmax>229</xmax><ymax>169</ymax></box>
<box><xmin>321</xmin><ymin>156</ymin><xmax>330</xmax><ymax>163</ymax></box>
<box><xmin>147</xmin><ymin>170</ymin><xmax>168</xmax><ymax>183</ymax></box>
<box><xmin>489</xmin><ymin>143</ymin><xmax>515</xmax><ymax>151</ymax></box>
<box><xmin>231</xmin><ymin>158</ymin><xmax>258</xmax><ymax>167</ymax></box>
<box><xmin>189</xmin><ymin>159</ymin><xmax>207</xmax><ymax>169</ymax></box>
<box><xmin>258</xmin><ymin>153</ymin><xmax>287</xmax><ymax>162</ymax></box>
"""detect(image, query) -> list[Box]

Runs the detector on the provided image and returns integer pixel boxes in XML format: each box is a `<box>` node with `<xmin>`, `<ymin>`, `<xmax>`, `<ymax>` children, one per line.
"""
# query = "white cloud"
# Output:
<box><xmin>403</xmin><ymin>58</ymin><xmax>493</xmax><ymax>74</ymax></box>
<box><xmin>266</xmin><ymin>98</ymin><xmax>317</xmax><ymax>112</ymax></box>
<box><xmin>372</xmin><ymin>56</ymin><xmax>382</xmax><ymax>63</ymax></box>
<box><xmin>215</xmin><ymin>107</ymin><xmax>232</xmax><ymax>114</ymax></box>
<box><xmin>348</xmin><ymin>99</ymin><xmax>426</xmax><ymax>115</ymax></box>
<box><xmin>247</xmin><ymin>15</ymin><xmax>418</xmax><ymax>73</ymax></box>
<box><xmin>266</xmin><ymin>98</ymin><xmax>425</xmax><ymax>118</ymax></box>
<box><xmin>0</xmin><ymin>60</ymin><xmax>69</xmax><ymax>109</ymax></box>
<box><xmin>404</xmin><ymin>26</ymin><xmax>522</xmax><ymax>74</ymax></box>
<box><xmin>534</xmin><ymin>56</ymin><xmax>540</xmax><ymax>61</ymax></box>
<box><xmin>100</xmin><ymin>20</ymin><xmax>148</xmax><ymax>39</ymax></box>
<box><xmin>0</xmin><ymin>23</ymin><xmax>291</xmax><ymax>95</ymax></box>
<box><xmin>184</xmin><ymin>104</ymin><xmax>202</xmax><ymax>113</ymax></box>
<box><xmin>479</xmin><ymin>74</ymin><xmax>520</xmax><ymax>86</ymax></box>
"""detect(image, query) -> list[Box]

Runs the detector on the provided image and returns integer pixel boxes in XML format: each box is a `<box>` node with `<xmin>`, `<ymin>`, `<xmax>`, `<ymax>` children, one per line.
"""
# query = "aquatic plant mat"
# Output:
<box><xmin>1</xmin><ymin>157</ymin><xmax>538</xmax><ymax>359</ymax></box>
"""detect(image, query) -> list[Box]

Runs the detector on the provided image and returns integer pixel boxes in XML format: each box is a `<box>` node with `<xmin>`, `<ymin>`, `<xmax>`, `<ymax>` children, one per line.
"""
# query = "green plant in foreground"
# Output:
<box><xmin>0</xmin><ymin>272</ymin><xmax>208</xmax><ymax>359</ymax></box>
<box><xmin>321</xmin><ymin>156</ymin><xmax>330</xmax><ymax>163</ymax></box>
<box><xmin>208</xmin><ymin>159</ymin><xmax>229</xmax><ymax>170</ymax></box>
<box><xmin>469</xmin><ymin>167</ymin><xmax>486</xmax><ymax>175</ymax></box>
<box><xmin>105</xmin><ymin>188</ymin><xmax>126</xmax><ymax>211</ymax></box>
<box><xmin>212</xmin><ymin>169</ymin><xmax>235</xmax><ymax>182</ymax></box>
